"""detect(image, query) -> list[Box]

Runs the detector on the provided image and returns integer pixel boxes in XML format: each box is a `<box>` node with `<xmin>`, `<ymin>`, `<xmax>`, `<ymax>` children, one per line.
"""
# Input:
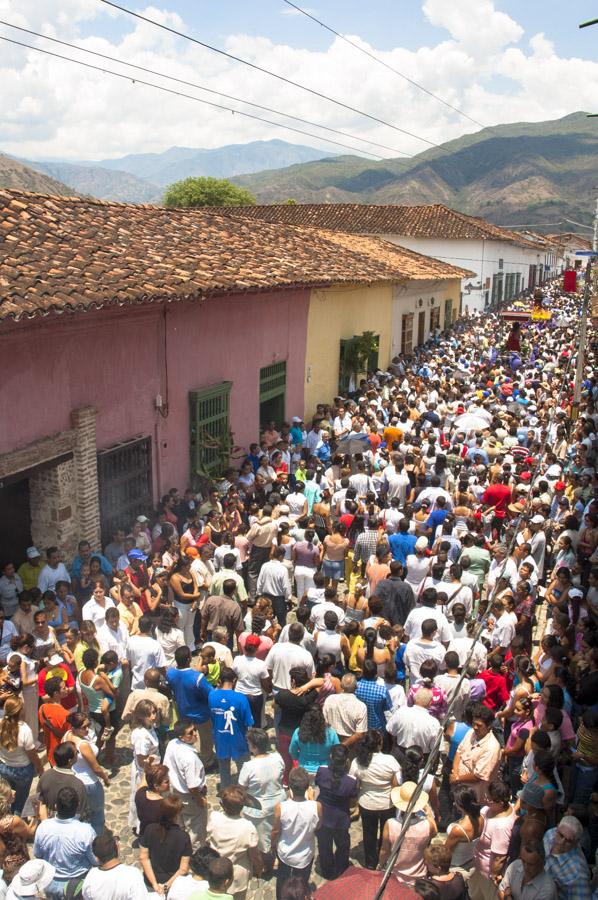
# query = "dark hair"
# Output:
<box><xmin>298</xmin><ymin>706</ymin><xmax>327</xmax><ymax>744</ymax></box>
<box><xmin>531</xmin><ymin>729</ymin><xmax>551</xmax><ymax>750</ymax></box>
<box><xmin>315</xmin><ymin>653</ymin><xmax>336</xmax><ymax>677</ymax></box>
<box><xmin>418</xmin><ymin>658</ymin><xmax>439</xmax><ymax>686</ymax></box>
<box><xmin>279</xmin><ymin>876</ymin><xmax>313</xmax><ymax>900</ymax></box>
<box><xmin>355</xmin><ymin>729</ymin><xmax>382</xmax><ymax>768</ymax></box>
<box><xmin>82</xmin><ymin>648</ymin><xmax>98</xmax><ymax>670</ymax></box>
<box><xmin>175</xmin><ymin>645</ymin><xmax>192</xmax><ymax>668</ymax></box>
<box><xmin>471</xmin><ymin>703</ymin><xmax>494</xmax><ymax>726</ymax></box>
<box><xmin>329</xmin><ymin>743</ymin><xmax>349</xmax><ymax>790</ymax></box>
<box><xmin>56</xmin><ymin>785</ymin><xmax>80</xmax><ymax>818</ymax></box>
<box><xmin>53</xmin><ymin>741</ymin><xmax>76</xmax><ymax>768</ymax></box>
<box><xmin>453</xmin><ymin>784</ymin><xmax>481</xmax><ymax>820</ymax></box>
<box><xmin>362</xmin><ymin>658</ymin><xmax>378</xmax><ymax>681</ymax></box>
<box><xmin>363</xmin><ymin>627</ymin><xmax>377</xmax><ymax>660</ymax></box>
<box><xmin>220</xmin><ymin>785</ymin><xmax>246</xmax><ymax>816</ymax></box>
<box><xmin>43</xmin><ymin>676</ymin><xmax>63</xmax><ymax>697</ymax></box>
<box><xmin>401</xmin><ymin>745</ymin><xmax>424</xmax><ymax>784</ymax></box>
<box><xmin>158</xmin><ymin>606</ymin><xmax>178</xmax><ymax>634</ymax></box>
<box><xmin>487</xmin><ymin>781</ymin><xmax>511</xmax><ymax>807</ymax></box>
<box><xmin>534</xmin><ymin>749</ymin><xmax>556</xmax><ymax>778</ymax></box>
<box><xmin>190</xmin><ymin>846</ymin><xmax>220</xmax><ymax>878</ymax></box>
<box><xmin>92</xmin><ymin>830</ymin><xmax>119</xmax><ymax>864</ymax></box>
<box><xmin>542</xmin><ymin>684</ymin><xmax>564</xmax><ymax>710</ymax></box>
<box><xmin>289</xmin><ymin>666</ymin><xmax>309</xmax><ymax>688</ymax></box>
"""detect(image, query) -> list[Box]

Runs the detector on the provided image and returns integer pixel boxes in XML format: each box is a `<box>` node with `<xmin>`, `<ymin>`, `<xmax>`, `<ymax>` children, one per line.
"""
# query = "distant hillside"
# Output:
<box><xmin>15</xmin><ymin>139</ymin><xmax>337</xmax><ymax>202</ymax></box>
<box><xmin>231</xmin><ymin>112</ymin><xmax>598</xmax><ymax>232</ymax></box>
<box><xmin>21</xmin><ymin>160</ymin><xmax>158</xmax><ymax>204</ymax></box>
<box><xmin>0</xmin><ymin>154</ymin><xmax>76</xmax><ymax>196</ymax></box>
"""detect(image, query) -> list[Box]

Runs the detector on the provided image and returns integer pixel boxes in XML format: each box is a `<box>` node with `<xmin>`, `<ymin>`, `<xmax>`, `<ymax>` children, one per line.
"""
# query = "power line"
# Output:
<box><xmin>0</xmin><ymin>35</ymin><xmax>393</xmax><ymax>161</ymax></box>
<box><xmin>0</xmin><ymin>20</ymin><xmax>414</xmax><ymax>162</ymax></box>
<box><xmin>99</xmin><ymin>0</ymin><xmax>449</xmax><ymax>153</ymax></box>
<box><xmin>282</xmin><ymin>0</ymin><xmax>493</xmax><ymax>133</ymax></box>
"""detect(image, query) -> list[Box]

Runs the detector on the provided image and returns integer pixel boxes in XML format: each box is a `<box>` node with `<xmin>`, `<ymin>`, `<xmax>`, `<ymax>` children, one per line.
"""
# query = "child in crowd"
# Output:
<box><xmin>200</xmin><ymin>645</ymin><xmax>221</xmax><ymax>687</ymax></box>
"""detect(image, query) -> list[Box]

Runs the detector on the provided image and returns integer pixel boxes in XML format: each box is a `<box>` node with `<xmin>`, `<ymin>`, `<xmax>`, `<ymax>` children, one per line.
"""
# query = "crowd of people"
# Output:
<box><xmin>0</xmin><ymin>280</ymin><xmax>597</xmax><ymax>900</ymax></box>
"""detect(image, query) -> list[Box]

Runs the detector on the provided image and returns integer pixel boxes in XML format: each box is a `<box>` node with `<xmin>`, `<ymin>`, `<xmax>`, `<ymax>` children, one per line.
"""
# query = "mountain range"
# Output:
<box><xmin>13</xmin><ymin>139</ymin><xmax>336</xmax><ymax>204</ymax></box>
<box><xmin>230</xmin><ymin>112</ymin><xmax>598</xmax><ymax>231</ymax></box>
<box><xmin>1</xmin><ymin>113</ymin><xmax>595</xmax><ymax>232</ymax></box>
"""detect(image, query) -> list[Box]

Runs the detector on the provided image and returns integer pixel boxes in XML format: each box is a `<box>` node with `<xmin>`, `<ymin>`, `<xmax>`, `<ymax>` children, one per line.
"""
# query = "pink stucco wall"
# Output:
<box><xmin>0</xmin><ymin>289</ymin><xmax>309</xmax><ymax>496</ymax></box>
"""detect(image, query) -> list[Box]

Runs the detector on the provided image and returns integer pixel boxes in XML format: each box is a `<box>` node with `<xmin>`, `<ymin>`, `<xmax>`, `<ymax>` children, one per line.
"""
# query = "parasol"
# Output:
<box><xmin>453</xmin><ymin>408</ymin><xmax>492</xmax><ymax>432</ymax></box>
<box><xmin>335</xmin><ymin>434</ymin><xmax>371</xmax><ymax>455</ymax></box>
<box><xmin>314</xmin><ymin>866</ymin><xmax>421</xmax><ymax>900</ymax></box>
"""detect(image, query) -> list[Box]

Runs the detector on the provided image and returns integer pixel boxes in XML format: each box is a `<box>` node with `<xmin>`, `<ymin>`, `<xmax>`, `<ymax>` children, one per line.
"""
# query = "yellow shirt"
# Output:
<box><xmin>17</xmin><ymin>562</ymin><xmax>42</xmax><ymax>592</ymax></box>
<box><xmin>117</xmin><ymin>601</ymin><xmax>143</xmax><ymax>635</ymax></box>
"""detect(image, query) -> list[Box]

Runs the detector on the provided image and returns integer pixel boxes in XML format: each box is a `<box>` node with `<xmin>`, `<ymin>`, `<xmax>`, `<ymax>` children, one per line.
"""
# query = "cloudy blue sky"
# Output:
<box><xmin>2</xmin><ymin>0</ymin><xmax>598</xmax><ymax>160</ymax></box>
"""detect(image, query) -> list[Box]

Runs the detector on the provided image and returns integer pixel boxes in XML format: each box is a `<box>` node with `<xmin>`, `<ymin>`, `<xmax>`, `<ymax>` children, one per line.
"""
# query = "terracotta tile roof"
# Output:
<box><xmin>308</xmin><ymin>229</ymin><xmax>473</xmax><ymax>281</ymax></box>
<box><xmin>223</xmin><ymin>203</ymin><xmax>541</xmax><ymax>250</ymax></box>
<box><xmin>0</xmin><ymin>189</ymin><xmax>471</xmax><ymax>322</ymax></box>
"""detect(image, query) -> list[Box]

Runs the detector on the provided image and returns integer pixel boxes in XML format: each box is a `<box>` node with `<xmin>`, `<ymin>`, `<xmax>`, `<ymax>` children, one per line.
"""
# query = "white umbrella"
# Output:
<box><xmin>454</xmin><ymin>411</ymin><xmax>493</xmax><ymax>432</ymax></box>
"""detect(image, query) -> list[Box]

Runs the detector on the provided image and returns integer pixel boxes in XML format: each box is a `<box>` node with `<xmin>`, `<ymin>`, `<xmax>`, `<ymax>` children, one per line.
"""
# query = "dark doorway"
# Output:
<box><xmin>97</xmin><ymin>437</ymin><xmax>153</xmax><ymax>546</ymax></box>
<box><xmin>0</xmin><ymin>479</ymin><xmax>32</xmax><ymax>567</ymax></box>
<box><xmin>417</xmin><ymin>310</ymin><xmax>426</xmax><ymax>346</ymax></box>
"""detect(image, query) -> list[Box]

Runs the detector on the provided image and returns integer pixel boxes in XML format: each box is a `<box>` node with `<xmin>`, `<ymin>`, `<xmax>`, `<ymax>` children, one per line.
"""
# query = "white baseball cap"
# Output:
<box><xmin>26</xmin><ymin>547</ymin><xmax>41</xmax><ymax>559</ymax></box>
<box><xmin>531</xmin><ymin>514</ymin><xmax>545</xmax><ymax>524</ymax></box>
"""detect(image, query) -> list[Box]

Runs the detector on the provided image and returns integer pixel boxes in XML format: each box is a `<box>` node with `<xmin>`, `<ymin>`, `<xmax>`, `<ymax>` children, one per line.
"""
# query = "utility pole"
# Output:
<box><xmin>571</xmin><ymin>195</ymin><xmax>598</xmax><ymax>419</ymax></box>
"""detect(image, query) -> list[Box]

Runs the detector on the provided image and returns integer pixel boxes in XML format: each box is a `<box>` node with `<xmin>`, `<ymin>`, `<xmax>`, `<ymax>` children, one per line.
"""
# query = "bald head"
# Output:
<box><xmin>414</xmin><ymin>688</ymin><xmax>433</xmax><ymax>708</ymax></box>
<box><xmin>143</xmin><ymin>668</ymin><xmax>161</xmax><ymax>688</ymax></box>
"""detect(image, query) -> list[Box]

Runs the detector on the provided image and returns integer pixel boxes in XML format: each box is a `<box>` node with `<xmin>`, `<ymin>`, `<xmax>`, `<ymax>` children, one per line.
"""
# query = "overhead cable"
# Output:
<box><xmin>99</xmin><ymin>0</ymin><xmax>449</xmax><ymax>152</ymax></box>
<box><xmin>0</xmin><ymin>36</ymin><xmax>392</xmax><ymax>160</ymax></box>
<box><xmin>282</xmin><ymin>0</ymin><xmax>494</xmax><ymax>133</ymax></box>
<box><xmin>0</xmin><ymin>20</ymin><xmax>414</xmax><ymax>161</ymax></box>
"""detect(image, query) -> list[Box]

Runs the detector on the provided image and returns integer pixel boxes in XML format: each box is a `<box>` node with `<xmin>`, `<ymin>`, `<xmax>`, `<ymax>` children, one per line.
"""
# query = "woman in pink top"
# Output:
<box><xmin>503</xmin><ymin>697</ymin><xmax>534</xmax><ymax>796</ymax></box>
<box><xmin>474</xmin><ymin>781</ymin><xmax>516</xmax><ymax>880</ymax></box>
<box><xmin>533</xmin><ymin>684</ymin><xmax>576</xmax><ymax>744</ymax></box>
<box><xmin>379</xmin><ymin>782</ymin><xmax>437</xmax><ymax>882</ymax></box>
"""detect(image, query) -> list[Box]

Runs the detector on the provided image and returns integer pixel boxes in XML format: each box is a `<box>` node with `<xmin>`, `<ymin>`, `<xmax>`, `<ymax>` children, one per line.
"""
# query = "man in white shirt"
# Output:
<box><xmin>403</xmin><ymin>619</ymin><xmax>446</xmax><ymax>680</ymax></box>
<box><xmin>82</xmin><ymin>585</ymin><xmax>116</xmax><ymax>630</ymax></box>
<box><xmin>333</xmin><ymin>407</ymin><xmax>352</xmax><ymax>440</ymax></box>
<box><xmin>349</xmin><ymin>462</ymin><xmax>375</xmax><ymax>498</ymax></box>
<box><xmin>256</xmin><ymin>548</ymin><xmax>292</xmax><ymax>627</ymax></box>
<box><xmin>323</xmin><ymin>674</ymin><xmax>368</xmax><ymax>746</ymax></box>
<box><xmin>37</xmin><ymin>547</ymin><xmax>71</xmax><ymax>594</ymax></box>
<box><xmin>386</xmin><ymin>690</ymin><xmax>441</xmax><ymax>753</ymax></box>
<box><xmin>490</xmin><ymin>598</ymin><xmax>517</xmax><ymax>650</ymax></box>
<box><xmin>310</xmin><ymin>588</ymin><xmax>346</xmax><ymax>631</ymax></box>
<box><xmin>126</xmin><ymin>616</ymin><xmax>167</xmax><ymax>689</ymax></box>
<box><xmin>265</xmin><ymin>623</ymin><xmax>315</xmax><ymax>690</ymax></box>
<box><xmin>382</xmin><ymin>463</ymin><xmax>411</xmax><ymax>507</ymax></box>
<box><xmin>201</xmin><ymin>626</ymin><xmax>234</xmax><ymax>668</ymax></box>
<box><xmin>404</xmin><ymin>589</ymin><xmax>452</xmax><ymax>644</ymax></box>
<box><xmin>82</xmin><ymin>830</ymin><xmax>150</xmax><ymax>899</ymax></box>
<box><xmin>487</xmin><ymin>545</ymin><xmax>519</xmax><ymax>593</ymax></box>
<box><xmin>163</xmin><ymin>721</ymin><xmax>208</xmax><ymax>845</ymax></box>
<box><xmin>97</xmin><ymin>608</ymin><xmax>129</xmax><ymax>660</ymax></box>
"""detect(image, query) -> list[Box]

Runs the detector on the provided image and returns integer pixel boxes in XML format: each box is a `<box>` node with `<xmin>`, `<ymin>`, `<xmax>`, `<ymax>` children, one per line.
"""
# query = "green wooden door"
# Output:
<box><xmin>189</xmin><ymin>382</ymin><xmax>232</xmax><ymax>478</ymax></box>
<box><xmin>259</xmin><ymin>362</ymin><xmax>286</xmax><ymax>429</ymax></box>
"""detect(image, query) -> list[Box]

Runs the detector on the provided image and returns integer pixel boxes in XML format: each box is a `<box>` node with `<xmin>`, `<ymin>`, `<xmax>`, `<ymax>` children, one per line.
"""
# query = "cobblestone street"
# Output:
<box><xmin>102</xmin><ymin>709</ymin><xmax>366</xmax><ymax>899</ymax></box>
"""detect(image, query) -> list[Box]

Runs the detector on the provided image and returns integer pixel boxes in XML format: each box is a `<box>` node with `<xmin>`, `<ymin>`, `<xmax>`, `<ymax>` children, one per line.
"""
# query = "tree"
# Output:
<box><xmin>163</xmin><ymin>176</ymin><xmax>256</xmax><ymax>208</ymax></box>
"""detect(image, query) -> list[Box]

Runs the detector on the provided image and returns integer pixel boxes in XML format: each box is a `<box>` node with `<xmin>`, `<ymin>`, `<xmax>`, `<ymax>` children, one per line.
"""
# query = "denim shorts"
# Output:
<box><xmin>322</xmin><ymin>560</ymin><xmax>343</xmax><ymax>580</ymax></box>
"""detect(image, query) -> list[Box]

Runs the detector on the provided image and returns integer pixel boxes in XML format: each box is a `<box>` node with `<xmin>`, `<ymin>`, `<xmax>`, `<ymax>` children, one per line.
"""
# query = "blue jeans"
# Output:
<box><xmin>45</xmin><ymin>878</ymin><xmax>76</xmax><ymax>899</ymax></box>
<box><xmin>85</xmin><ymin>779</ymin><xmax>105</xmax><ymax>834</ymax></box>
<box><xmin>218</xmin><ymin>755</ymin><xmax>250</xmax><ymax>789</ymax></box>
<box><xmin>0</xmin><ymin>761</ymin><xmax>34</xmax><ymax>815</ymax></box>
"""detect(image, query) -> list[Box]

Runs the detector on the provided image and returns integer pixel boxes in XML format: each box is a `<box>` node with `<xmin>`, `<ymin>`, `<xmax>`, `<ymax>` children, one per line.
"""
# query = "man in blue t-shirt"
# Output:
<box><xmin>425</xmin><ymin>496</ymin><xmax>450</xmax><ymax>545</ymax></box>
<box><xmin>208</xmin><ymin>667</ymin><xmax>253</xmax><ymax>789</ymax></box>
<box><xmin>388</xmin><ymin>520</ymin><xmax>417</xmax><ymax>565</ymax></box>
<box><xmin>166</xmin><ymin>646</ymin><xmax>215</xmax><ymax>769</ymax></box>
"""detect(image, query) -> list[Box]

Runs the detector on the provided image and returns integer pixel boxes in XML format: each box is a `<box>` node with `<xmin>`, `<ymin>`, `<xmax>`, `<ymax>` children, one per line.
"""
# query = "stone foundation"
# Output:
<box><xmin>0</xmin><ymin>406</ymin><xmax>101</xmax><ymax>562</ymax></box>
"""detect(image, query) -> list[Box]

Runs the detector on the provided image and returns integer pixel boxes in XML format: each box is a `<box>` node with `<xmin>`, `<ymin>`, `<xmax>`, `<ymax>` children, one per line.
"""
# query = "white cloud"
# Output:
<box><xmin>0</xmin><ymin>0</ymin><xmax>596</xmax><ymax>165</ymax></box>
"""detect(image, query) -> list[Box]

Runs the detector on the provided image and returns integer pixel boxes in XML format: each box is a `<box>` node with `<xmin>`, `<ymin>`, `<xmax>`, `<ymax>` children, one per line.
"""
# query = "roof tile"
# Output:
<box><xmin>0</xmin><ymin>189</ymin><xmax>471</xmax><ymax>322</ymax></box>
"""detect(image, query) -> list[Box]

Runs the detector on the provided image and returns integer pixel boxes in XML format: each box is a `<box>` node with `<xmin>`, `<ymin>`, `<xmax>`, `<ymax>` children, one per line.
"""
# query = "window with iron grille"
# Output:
<box><xmin>98</xmin><ymin>436</ymin><xmax>153</xmax><ymax>545</ymax></box>
<box><xmin>430</xmin><ymin>306</ymin><xmax>441</xmax><ymax>333</ymax></box>
<box><xmin>189</xmin><ymin>382</ymin><xmax>233</xmax><ymax>479</ymax></box>
<box><xmin>444</xmin><ymin>299</ymin><xmax>453</xmax><ymax>330</ymax></box>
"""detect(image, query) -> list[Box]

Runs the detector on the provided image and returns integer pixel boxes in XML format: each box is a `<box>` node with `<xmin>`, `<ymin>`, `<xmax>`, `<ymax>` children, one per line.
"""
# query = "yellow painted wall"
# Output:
<box><xmin>304</xmin><ymin>283</ymin><xmax>393</xmax><ymax>420</ymax></box>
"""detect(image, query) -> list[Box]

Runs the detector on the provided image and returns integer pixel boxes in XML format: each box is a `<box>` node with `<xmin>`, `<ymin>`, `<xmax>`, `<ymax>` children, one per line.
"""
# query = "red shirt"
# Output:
<box><xmin>479</xmin><ymin>669</ymin><xmax>510</xmax><ymax>710</ymax></box>
<box><xmin>37</xmin><ymin>664</ymin><xmax>76</xmax><ymax>708</ymax></box>
<box><xmin>38</xmin><ymin>702</ymin><xmax>69</xmax><ymax>766</ymax></box>
<box><xmin>368</xmin><ymin>433</ymin><xmax>382</xmax><ymax>451</ymax></box>
<box><xmin>481</xmin><ymin>484</ymin><xmax>512</xmax><ymax>519</ymax></box>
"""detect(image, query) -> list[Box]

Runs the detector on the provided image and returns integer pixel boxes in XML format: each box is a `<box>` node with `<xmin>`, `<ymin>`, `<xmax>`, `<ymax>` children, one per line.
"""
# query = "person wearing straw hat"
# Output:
<box><xmin>378</xmin><ymin>781</ymin><xmax>437</xmax><ymax>883</ymax></box>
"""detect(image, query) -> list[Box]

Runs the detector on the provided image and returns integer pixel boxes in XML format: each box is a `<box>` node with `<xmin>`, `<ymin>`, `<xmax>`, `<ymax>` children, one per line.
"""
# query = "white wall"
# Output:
<box><xmin>391</xmin><ymin>279</ymin><xmax>458</xmax><ymax>357</ymax></box>
<box><xmin>379</xmin><ymin>233</ymin><xmax>548</xmax><ymax>313</ymax></box>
